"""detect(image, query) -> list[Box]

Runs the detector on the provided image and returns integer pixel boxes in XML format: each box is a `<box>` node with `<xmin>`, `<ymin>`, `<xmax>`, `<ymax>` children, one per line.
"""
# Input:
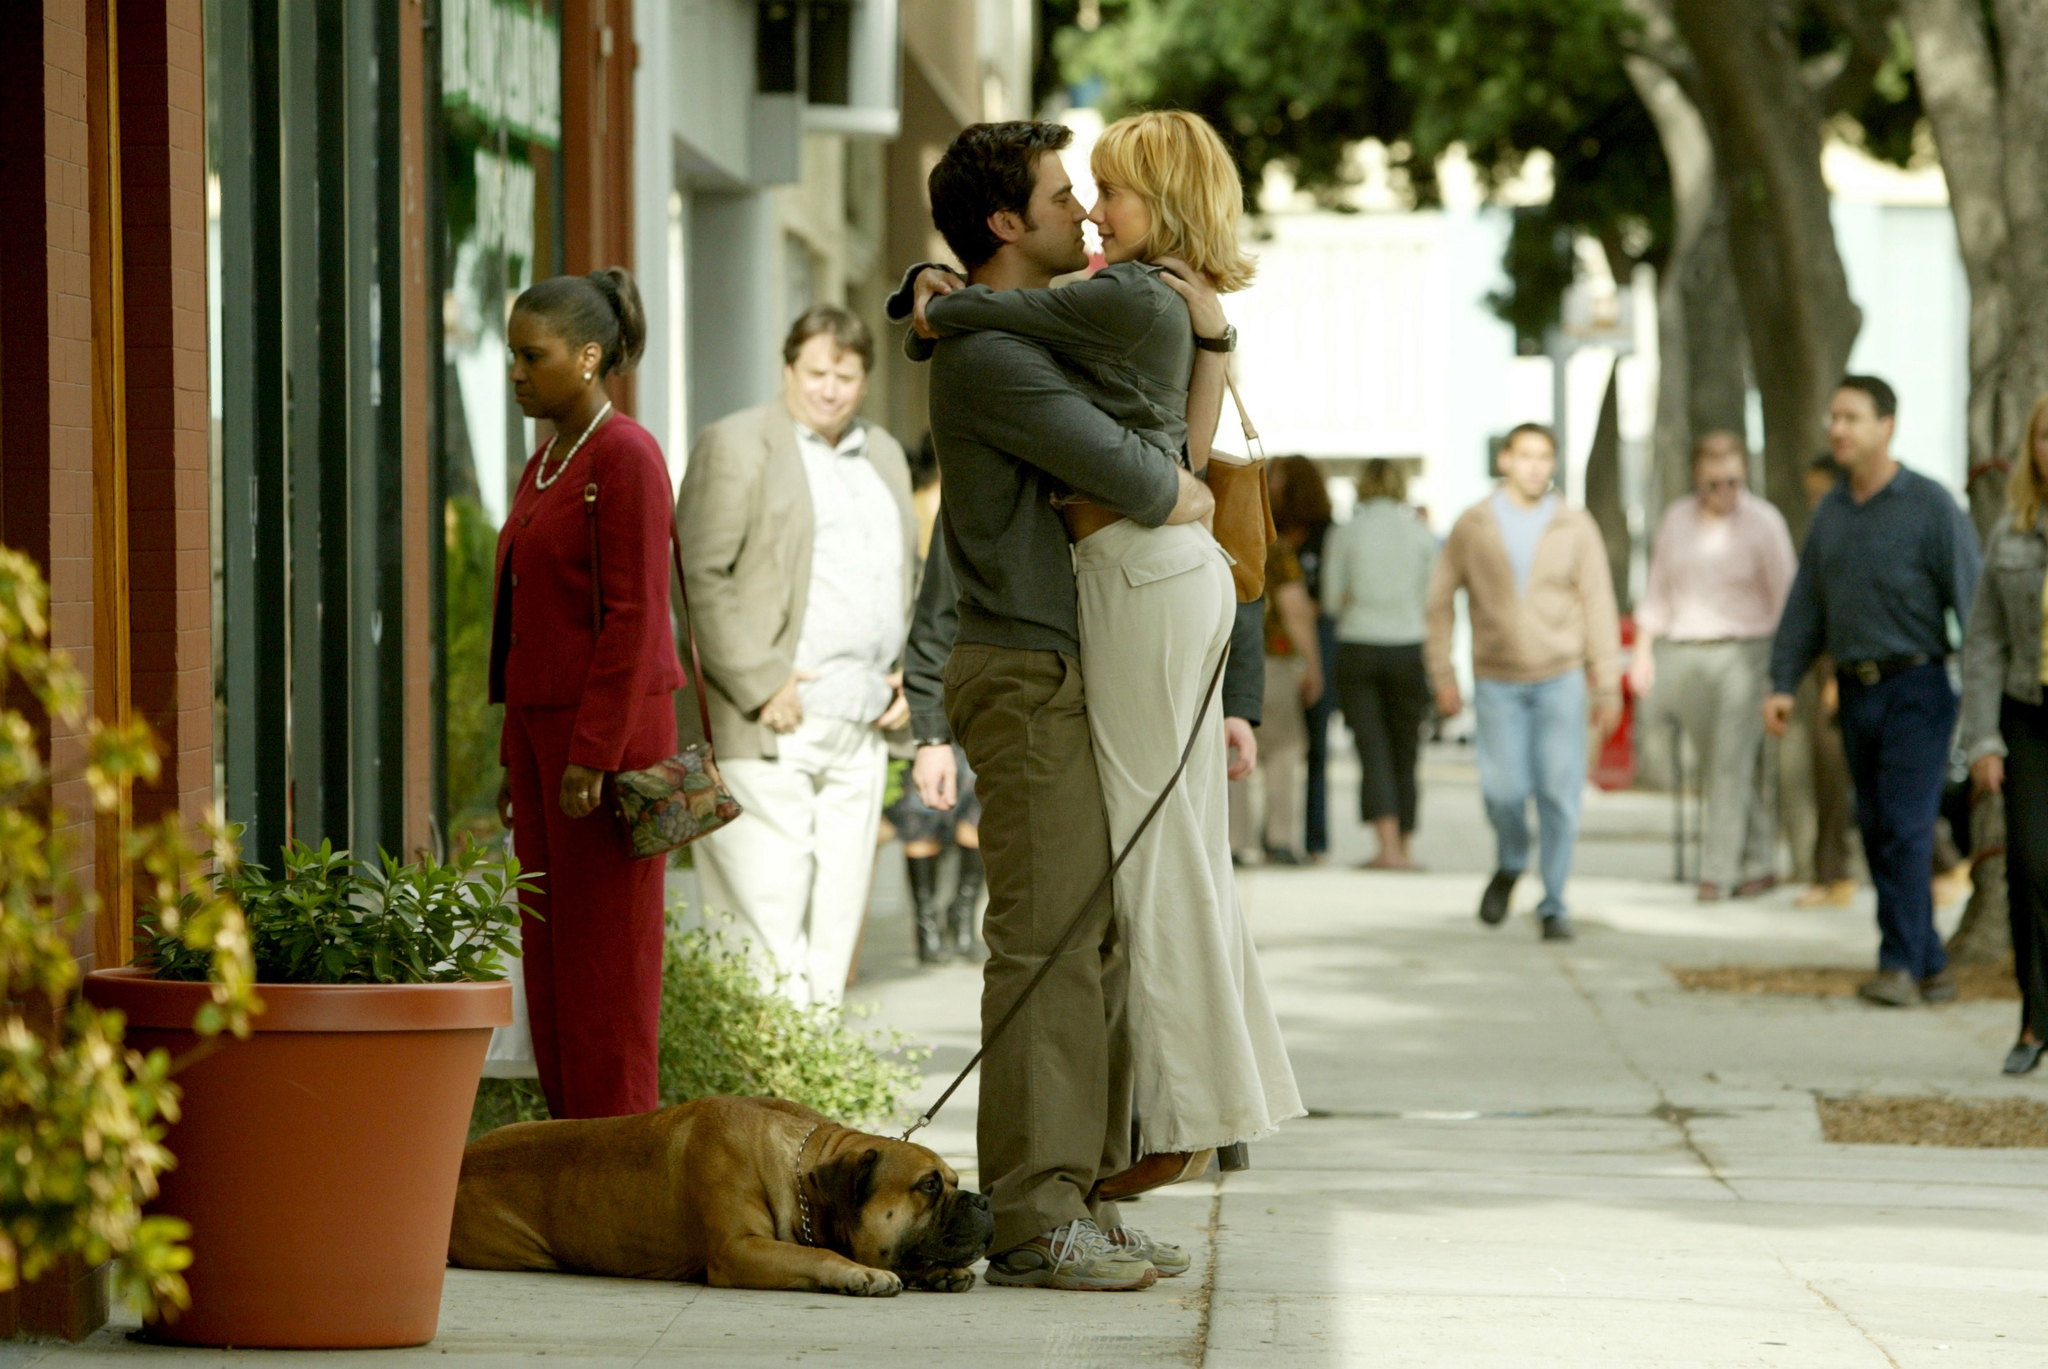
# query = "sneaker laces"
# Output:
<box><xmin>1045</xmin><ymin>1219</ymin><xmax>1120</xmax><ymax>1271</ymax></box>
<box><xmin>1104</xmin><ymin>1225</ymin><xmax>1148</xmax><ymax>1250</ymax></box>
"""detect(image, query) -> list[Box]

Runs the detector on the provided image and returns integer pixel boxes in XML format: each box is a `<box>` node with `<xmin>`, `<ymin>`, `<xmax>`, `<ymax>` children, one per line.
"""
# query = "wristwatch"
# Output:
<box><xmin>1194</xmin><ymin>325</ymin><xmax>1237</xmax><ymax>353</ymax></box>
<box><xmin>914</xmin><ymin>736</ymin><xmax>952</xmax><ymax>750</ymax></box>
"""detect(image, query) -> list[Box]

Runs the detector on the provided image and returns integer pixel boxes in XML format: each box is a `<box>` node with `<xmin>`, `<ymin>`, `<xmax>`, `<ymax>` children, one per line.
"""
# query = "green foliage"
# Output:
<box><xmin>0</xmin><ymin>548</ymin><xmax>257</xmax><ymax>1315</ymax></box>
<box><xmin>1061</xmin><ymin>0</ymin><xmax>1667</xmax><ymax>341</ymax></box>
<box><xmin>468</xmin><ymin>925</ymin><xmax>927</xmax><ymax>1141</ymax></box>
<box><xmin>445</xmin><ymin>494</ymin><xmax>506</xmax><ymax>842</ymax></box>
<box><xmin>143</xmin><ymin>839</ymin><xmax>532</xmax><ymax>986</ymax></box>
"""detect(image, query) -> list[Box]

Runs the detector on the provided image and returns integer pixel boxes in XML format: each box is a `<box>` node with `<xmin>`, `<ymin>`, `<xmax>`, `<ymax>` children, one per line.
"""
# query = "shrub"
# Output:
<box><xmin>470</xmin><ymin>925</ymin><xmax>926</xmax><ymax>1140</ymax></box>
<box><xmin>0</xmin><ymin>549</ymin><xmax>257</xmax><ymax>1315</ymax></box>
<box><xmin>141</xmin><ymin>838</ymin><xmax>531</xmax><ymax>986</ymax></box>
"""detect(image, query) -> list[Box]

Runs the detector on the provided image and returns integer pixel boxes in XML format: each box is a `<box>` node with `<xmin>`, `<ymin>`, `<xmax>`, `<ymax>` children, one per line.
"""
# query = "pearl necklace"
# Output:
<box><xmin>534</xmin><ymin>400</ymin><xmax>614</xmax><ymax>490</ymax></box>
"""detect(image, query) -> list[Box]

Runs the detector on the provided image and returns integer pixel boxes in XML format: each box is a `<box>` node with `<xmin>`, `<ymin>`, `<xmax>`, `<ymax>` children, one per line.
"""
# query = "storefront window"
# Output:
<box><xmin>440</xmin><ymin>0</ymin><xmax>562</xmax><ymax>836</ymax></box>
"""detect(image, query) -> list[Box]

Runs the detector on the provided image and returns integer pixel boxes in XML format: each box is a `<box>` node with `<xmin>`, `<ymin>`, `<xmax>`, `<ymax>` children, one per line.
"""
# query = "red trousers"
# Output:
<box><xmin>504</xmin><ymin>697</ymin><xmax>675</xmax><ymax>1118</ymax></box>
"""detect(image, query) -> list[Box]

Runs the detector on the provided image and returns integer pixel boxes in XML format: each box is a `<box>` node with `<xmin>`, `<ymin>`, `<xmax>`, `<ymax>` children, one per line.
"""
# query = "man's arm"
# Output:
<box><xmin>1223</xmin><ymin>596</ymin><xmax>1264</xmax><ymax>725</ymax></box>
<box><xmin>1946</xmin><ymin>499</ymin><xmax>1984</xmax><ymax>631</ymax></box>
<box><xmin>960</xmin><ymin>335</ymin><xmax>1181</xmax><ymax>525</ymax></box>
<box><xmin>673</xmin><ymin>423</ymin><xmax>789</xmax><ymax>715</ymax></box>
<box><xmin>1577</xmin><ymin>517</ymin><xmax>1623</xmax><ymax>729</ymax></box>
<box><xmin>902</xmin><ymin>540</ymin><xmax>958</xmax><ymax>746</ymax></box>
<box><xmin>922</xmin><ymin>272</ymin><xmax>1149</xmax><ymax>363</ymax></box>
<box><xmin>1768</xmin><ymin>550</ymin><xmax>1826</xmax><ymax>697</ymax></box>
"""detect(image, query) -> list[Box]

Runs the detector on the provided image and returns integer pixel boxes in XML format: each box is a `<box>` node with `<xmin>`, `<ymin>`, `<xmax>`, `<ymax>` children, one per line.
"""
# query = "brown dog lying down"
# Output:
<box><xmin>448</xmin><ymin>1096</ymin><xmax>993</xmax><ymax>1296</ymax></box>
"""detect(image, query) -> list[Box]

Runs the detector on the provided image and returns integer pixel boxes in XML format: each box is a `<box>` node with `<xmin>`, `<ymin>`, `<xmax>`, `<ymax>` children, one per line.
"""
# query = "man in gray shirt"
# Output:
<box><xmin>886</xmin><ymin>122</ymin><xmax>1214</xmax><ymax>1292</ymax></box>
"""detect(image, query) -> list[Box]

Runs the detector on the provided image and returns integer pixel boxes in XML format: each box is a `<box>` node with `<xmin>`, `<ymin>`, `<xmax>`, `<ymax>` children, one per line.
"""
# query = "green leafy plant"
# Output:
<box><xmin>470</xmin><ymin>923</ymin><xmax>927</xmax><ymax>1140</ymax></box>
<box><xmin>0</xmin><ymin>548</ymin><xmax>257</xmax><ymax>1315</ymax></box>
<box><xmin>142</xmin><ymin>839</ymin><xmax>533</xmax><ymax>986</ymax></box>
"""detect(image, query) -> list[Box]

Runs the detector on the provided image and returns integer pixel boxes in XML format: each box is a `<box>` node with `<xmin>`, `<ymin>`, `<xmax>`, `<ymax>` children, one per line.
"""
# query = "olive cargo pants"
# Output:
<box><xmin>943</xmin><ymin>643</ymin><xmax>1131</xmax><ymax>1254</ymax></box>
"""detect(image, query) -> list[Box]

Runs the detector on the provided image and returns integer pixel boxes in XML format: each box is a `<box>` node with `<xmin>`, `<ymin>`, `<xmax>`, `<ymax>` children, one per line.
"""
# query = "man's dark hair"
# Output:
<box><xmin>1501</xmin><ymin>422</ymin><xmax>1556</xmax><ymax>454</ymax></box>
<box><xmin>1838</xmin><ymin>374</ymin><xmax>1897</xmax><ymax>419</ymax></box>
<box><xmin>1691</xmin><ymin>429</ymin><xmax>1748</xmax><ymax>467</ymax></box>
<box><xmin>927</xmin><ymin>122</ymin><xmax>1074</xmax><ymax>270</ymax></box>
<box><xmin>783</xmin><ymin>304</ymin><xmax>874</xmax><ymax>373</ymax></box>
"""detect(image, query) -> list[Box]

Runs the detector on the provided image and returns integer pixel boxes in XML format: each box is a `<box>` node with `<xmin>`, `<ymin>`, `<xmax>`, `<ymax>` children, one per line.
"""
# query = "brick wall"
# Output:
<box><xmin>119</xmin><ymin>0</ymin><xmax>211</xmax><ymax>830</ymax></box>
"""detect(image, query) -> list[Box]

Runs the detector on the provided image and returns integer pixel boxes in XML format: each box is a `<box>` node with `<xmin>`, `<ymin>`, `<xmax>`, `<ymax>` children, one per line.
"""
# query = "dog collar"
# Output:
<box><xmin>793</xmin><ymin>1123</ymin><xmax>824</xmax><ymax>1247</ymax></box>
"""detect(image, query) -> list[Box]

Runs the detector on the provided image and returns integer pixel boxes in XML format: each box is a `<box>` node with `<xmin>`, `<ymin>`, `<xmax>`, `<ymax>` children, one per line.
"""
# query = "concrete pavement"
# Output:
<box><xmin>9</xmin><ymin>744</ymin><xmax>2045</xmax><ymax>1366</ymax></box>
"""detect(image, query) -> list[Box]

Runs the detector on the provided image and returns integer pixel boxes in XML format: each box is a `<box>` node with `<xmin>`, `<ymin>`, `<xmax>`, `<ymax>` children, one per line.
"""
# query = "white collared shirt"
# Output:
<box><xmin>792</xmin><ymin>420</ymin><xmax>904</xmax><ymax>725</ymax></box>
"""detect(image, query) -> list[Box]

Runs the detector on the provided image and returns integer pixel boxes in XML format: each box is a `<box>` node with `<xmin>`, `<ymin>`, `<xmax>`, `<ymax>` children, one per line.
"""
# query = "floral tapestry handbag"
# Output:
<box><xmin>585</xmin><ymin>482</ymin><xmax>742</xmax><ymax>859</ymax></box>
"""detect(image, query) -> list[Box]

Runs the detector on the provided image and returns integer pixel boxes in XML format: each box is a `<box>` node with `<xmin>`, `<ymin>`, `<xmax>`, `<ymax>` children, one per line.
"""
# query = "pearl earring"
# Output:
<box><xmin>583</xmin><ymin>372</ymin><xmax>592</xmax><ymax>382</ymax></box>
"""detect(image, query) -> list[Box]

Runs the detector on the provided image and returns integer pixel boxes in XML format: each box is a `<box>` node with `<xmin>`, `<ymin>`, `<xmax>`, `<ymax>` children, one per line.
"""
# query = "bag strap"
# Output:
<box><xmin>1224</xmin><ymin>369</ymin><xmax>1264</xmax><ymax>462</ymax></box>
<box><xmin>669</xmin><ymin>525</ymin><xmax>717</xmax><ymax>752</ymax></box>
<box><xmin>582</xmin><ymin>481</ymin><xmax>718</xmax><ymax>753</ymax></box>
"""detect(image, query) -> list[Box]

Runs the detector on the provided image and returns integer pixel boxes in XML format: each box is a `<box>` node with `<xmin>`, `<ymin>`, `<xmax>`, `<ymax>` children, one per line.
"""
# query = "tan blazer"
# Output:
<box><xmin>673</xmin><ymin>401</ymin><xmax>916</xmax><ymax>760</ymax></box>
<box><xmin>1424</xmin><ymin>494</ymin><xmax>1622</xmax><ymax>707</ymax></box>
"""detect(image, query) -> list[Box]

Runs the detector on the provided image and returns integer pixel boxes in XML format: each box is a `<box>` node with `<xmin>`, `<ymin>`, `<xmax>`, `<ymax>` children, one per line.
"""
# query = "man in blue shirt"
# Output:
<box><xmin>1765</xmin><ymin>375</ymin><xmax>1981</xmax><ymax>1006</ymax></box>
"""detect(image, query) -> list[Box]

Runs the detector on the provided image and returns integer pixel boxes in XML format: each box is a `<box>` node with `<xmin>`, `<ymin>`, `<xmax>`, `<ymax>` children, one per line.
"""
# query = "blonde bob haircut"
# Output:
<box><xmin>1090</xmin><ymin>111</ymin><xmax>1257</xmax><ymax>293</ymax></box>
<box><xmin>2009</xmin><ymin>391</ymin><xmax>2048</xmax><ymax>531</ymax></box>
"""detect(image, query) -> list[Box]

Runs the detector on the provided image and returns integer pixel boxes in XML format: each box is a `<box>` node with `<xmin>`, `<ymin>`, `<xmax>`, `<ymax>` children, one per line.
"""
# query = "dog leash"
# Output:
<box><xmin>901</xmin><ymin>644</ymin><xmax>1232</xmax><ymax>1143</ymax></box>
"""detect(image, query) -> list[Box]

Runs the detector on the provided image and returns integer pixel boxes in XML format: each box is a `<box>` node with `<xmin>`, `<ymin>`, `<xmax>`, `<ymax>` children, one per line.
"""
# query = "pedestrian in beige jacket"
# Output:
<box><xmin>674</xmin><ymin>306</ymin><xmax>917</xmax><ymax>1008</ymax></box>
<box><xmin>1424</xmin><ymin>423</ymin><xmax>1621</xmax><ymax>940</ymax></box>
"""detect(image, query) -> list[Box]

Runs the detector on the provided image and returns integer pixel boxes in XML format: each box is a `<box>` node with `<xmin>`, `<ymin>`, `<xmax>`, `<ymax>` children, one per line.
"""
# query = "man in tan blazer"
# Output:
<box><xmin>675</xmin><ymin>305</ymin><xmax>917</xmax><ymax>1007</ymax></box>
<box><xmin>1425</xmin><ymin>423</ymin><xmax>1621</xmax><ymax>942</ymax></box>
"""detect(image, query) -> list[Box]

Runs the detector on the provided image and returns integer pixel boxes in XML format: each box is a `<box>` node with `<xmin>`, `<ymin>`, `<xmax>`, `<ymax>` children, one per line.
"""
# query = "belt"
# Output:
<box><xmin>1839</xmin><ymin>654</ymin><xmax>1931</xmax><ymax>686</ymax></box>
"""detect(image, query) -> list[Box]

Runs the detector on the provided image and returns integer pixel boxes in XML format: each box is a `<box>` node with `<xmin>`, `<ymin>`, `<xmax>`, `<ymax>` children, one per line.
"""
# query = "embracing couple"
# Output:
<box><xmin>892</xmin><ymin>114</ymin><xmax>1302</xmax><ymax>1292</ymax></box>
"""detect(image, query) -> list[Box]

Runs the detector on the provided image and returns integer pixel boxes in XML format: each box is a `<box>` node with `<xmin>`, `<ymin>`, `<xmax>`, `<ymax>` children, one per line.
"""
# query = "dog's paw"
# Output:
<box><xmin>835</xmin><ymin>1267</ymin><xmax>902</xmax><ymax>1297</ymax></box>
<box><xmin>900</xmin><ymin>1265</ymin><xmax>976</xmax><ymax>1294</ymax></box>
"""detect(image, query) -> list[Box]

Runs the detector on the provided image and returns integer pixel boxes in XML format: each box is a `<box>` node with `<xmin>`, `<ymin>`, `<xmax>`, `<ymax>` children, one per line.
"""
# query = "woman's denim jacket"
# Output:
<box><xmin>1961</xmin><ymin>510</ymin><xmax>2048</xmax><ymax>761</ymax></box>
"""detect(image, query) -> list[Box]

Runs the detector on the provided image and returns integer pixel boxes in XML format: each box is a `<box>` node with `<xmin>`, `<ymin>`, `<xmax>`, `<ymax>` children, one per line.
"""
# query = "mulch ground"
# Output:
<box><xmin>1667</xmin><ymin>960</ymin><xmax>2020</xmax><ymax>1001</ymax></box>
<box><xmin>1817</xmin><ymin>1095</ymin><xmax>2048</xmax><ymax>1147</ymax></box>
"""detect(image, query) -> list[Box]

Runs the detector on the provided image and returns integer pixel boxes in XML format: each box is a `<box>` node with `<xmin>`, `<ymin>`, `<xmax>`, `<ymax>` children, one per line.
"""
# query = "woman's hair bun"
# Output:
<box><xmin>585</xmin><ymin>267</ymin><xmax>646</xmax><ymax>377</ymax></box>
<box><xmin>510</xmin><ymin>267</ymin><xmax>645</xmax><ymax>379</ymax></box>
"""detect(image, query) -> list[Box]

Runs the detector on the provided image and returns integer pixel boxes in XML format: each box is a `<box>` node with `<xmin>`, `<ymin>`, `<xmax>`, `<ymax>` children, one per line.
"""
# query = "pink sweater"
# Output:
<box><xmin>1636</xmin><ymin>492</ymin><xmax>1797</xmax><ymax>643</ymax></box>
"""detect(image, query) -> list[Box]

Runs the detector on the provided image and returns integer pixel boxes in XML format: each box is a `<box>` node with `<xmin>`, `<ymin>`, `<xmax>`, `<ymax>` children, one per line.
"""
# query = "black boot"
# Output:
<box><xmin>909</xmin><ymin>854</ymin><xmax>945</xmax><ymax>963</ymax></box>
<box><xmin>947</xmin><ymin>847</ymin><xmax>984</xmax><ymax>957</ymax></box>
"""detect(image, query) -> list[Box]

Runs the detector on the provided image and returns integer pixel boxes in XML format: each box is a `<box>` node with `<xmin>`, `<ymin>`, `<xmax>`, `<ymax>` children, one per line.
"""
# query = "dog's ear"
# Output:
<box><xmin>813</xmin><ymin>1146</ymin><xmax>882</xmax><ymax>1231</ymax></box>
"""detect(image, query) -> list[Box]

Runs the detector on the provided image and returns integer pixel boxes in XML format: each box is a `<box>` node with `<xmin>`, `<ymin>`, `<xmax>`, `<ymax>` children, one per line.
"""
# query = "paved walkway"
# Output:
<box><xmin>11</xmin><ymin>747</ymin><xmax>2046</xmax><ymax>1366</ymax></box>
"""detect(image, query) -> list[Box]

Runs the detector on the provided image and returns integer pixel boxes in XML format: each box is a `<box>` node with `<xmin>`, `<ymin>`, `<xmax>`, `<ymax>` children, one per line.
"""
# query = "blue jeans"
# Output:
<box><xmin>1836</xmin><ymin>662</ymin><xmax>1955</xmax><ymax>979</ymax></box>
<box><xmin>1474</xmin><ymin>672</ymin><xmax>1587</xmax><ymax>918</ymax></box>
<box><xmin>1304</xmin><ymin>615</ymin><xmax>1338</xmax><ymax>854</ymax></box>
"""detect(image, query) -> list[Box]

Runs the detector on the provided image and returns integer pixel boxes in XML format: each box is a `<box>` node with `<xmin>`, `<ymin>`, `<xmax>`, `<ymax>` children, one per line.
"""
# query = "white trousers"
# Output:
<box><xmin>1074</xmin><ymin>519</ymin><xmax>1304</xmax><ymax>1154</ymax></box>
<box><xmin>692</xmin><ymin>714</ymin><xmax>887</xmax><ymax>1008</ymax></box>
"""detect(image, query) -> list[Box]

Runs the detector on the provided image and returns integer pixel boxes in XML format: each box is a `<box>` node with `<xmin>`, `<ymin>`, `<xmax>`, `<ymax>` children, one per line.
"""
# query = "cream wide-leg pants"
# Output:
<box><xmin>692</xmin><ymin>714</ymin><xmax>887</xmax><ymax>1009</ymax></box>
<box><xmin>1072</xmin><ymin>518</ymin><xmax>1304</xmax><ymax>1155</ymax></box>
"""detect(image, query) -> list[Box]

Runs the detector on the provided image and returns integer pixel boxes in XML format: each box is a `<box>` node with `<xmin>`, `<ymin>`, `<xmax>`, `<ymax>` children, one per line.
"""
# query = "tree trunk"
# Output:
<box><xmin>1622</xmin><ymin>51</ymin><xmax>1750</xmax><ymax>520</ymax></box>
<box><xmin>1583</xmin><ymin>367</ymin><xmax>1631</xmax><ymax>611</ymax></box>
<box><xmin>1897</xmin><ymin>0</ymin><xmax>2048</xmax><ymax>965</ymax></box>
<box><xmin>1669</xmin><ymin>0</ymin><xmax>1863</xmax><ymax>541</ymax></box>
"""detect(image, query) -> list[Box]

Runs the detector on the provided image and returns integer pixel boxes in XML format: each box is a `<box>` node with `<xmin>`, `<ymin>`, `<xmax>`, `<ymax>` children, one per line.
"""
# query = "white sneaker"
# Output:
<box><xmin>982</xmin><ymin>1219</ymin><xmax>1158</xmax><ymax>1290</ymax></box>
<box><xmin>1106</xmin><ymin>1225</ymin><xmax>1190</xmax><ymax>1277</ymax></box>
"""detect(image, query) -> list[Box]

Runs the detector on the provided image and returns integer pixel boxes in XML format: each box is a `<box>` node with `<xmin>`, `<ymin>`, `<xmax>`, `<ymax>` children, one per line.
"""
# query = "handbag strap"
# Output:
<box><xmin>582</xmin><ymin>481</ymin><xmax>718</xmax><ymax>753</ymax></box>
<box><xmin>1224</xmin><ymin>369</ymin><xmax>1264</xmax><ymax>462</ymax></box>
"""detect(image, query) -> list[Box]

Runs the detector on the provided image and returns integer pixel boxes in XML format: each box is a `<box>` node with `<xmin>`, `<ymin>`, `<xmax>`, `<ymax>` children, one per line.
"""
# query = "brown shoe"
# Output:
<box><xmin>1920</xmin><ymin>968</ymin><xmax>1958</xmax><ymax>1004</ymax></box>
<box><xmin>1090</xmin><ymin>1149</ymin><xmax>1215</xmax><ymax>1203</ymax></box>
<box><xmin>1794</xmin><ymin>880</ymin><xmax>1855</xmax><ymax>908</ymax></box>
<box><xmin>1696</xmin><ymin>882</ymin><xmax>1724</xmax><ymax>903</ymax></box>
<box><xmin>1733</xmin><ymin>874</ymin><xmax>1778</xmax><ymax>898</ymax></box>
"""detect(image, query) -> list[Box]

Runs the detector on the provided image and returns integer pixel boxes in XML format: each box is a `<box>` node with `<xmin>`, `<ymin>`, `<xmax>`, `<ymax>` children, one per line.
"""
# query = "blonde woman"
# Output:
<box><xmin>1961</xmin><ymin>394</ymin><xmax>2048</xmax><ymax>1075</ymax></box>
<box><xmin>908</xmin><ymin>111</ymin><xmax>1303</xmax><ymax>1194</ymax></box>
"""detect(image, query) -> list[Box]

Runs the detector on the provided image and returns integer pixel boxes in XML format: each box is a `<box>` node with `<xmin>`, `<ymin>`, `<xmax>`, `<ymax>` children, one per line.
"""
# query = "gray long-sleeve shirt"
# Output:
<box><xmin>885</xmin><ymin>272</ymin><xmax>1182</xmax><ymax>656</ymax></box>
<box><xmin>1768</xmin><ymin>464</ymin><xmax>1982</xmax><ymax>694</ymax></box>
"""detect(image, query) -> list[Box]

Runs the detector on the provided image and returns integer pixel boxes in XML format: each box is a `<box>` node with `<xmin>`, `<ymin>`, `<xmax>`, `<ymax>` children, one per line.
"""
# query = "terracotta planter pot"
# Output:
<box><xmin>83</xmin><ymin>969</ymin><xmax>511</xmax><ymax>1349</ymax></box>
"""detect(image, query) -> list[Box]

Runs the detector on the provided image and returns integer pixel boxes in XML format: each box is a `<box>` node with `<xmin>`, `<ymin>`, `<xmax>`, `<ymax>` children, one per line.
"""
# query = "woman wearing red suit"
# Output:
<box><xmin>490</xmin><ymin>267</ymin><xmax>683</xmax><ymax>1119</ymax></box>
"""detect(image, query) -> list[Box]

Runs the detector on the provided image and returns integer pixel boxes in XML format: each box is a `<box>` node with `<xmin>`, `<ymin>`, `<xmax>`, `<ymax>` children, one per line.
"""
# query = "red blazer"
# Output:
<box><xmin>491</xmin><ymin>414</ymin><xmax>687</xmax><ymax>771</ymax></box>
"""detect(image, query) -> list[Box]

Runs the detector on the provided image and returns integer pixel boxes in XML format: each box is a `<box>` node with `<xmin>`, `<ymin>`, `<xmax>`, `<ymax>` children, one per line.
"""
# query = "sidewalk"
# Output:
<box><xmin>9</xmin><ymin>746</ymin><xmax>2045</xmax><ymax>1366</ymax></box>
